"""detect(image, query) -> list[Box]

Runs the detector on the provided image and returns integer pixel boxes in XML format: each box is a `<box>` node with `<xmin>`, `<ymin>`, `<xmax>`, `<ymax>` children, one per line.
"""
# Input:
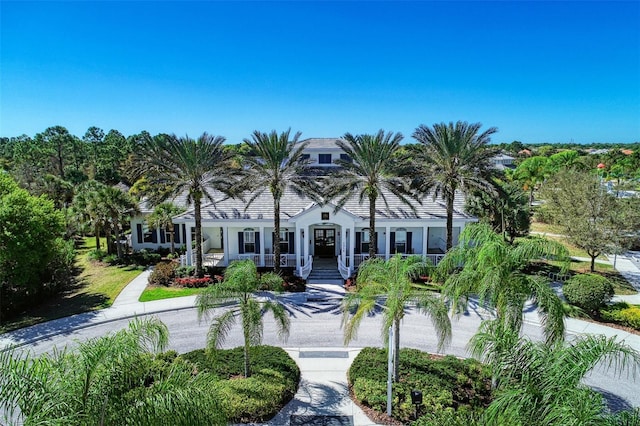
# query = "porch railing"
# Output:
<box><xmin>299</xmin><ymin>255</ymin><xmax>313</xmax><ymax>279</ymax></box>
<box><xmin>236</xmin><ymin>254</ymin><xmax>297</xmax><ymax>268</ymax></box>
<box><xmin>350</xmin><ymin>253</ymin><xmax>445</xmax><ymax>268</ymax></box>
<box><xmin>337</xmin><ymin>254</ymin><xmax>351</xmax><ymax>280</ymax></box>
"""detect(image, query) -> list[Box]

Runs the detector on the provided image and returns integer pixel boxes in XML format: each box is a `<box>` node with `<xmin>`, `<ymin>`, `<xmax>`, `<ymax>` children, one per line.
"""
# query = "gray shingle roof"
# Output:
<box><xmin>171</xmin><ymin>188</ymin><xmax>472</xmax><ymax>222</ymax></box>
<box><xmin>299</xmin><ymin>138</ymin><xmax>343</xmax><ymax>150</ymax></box>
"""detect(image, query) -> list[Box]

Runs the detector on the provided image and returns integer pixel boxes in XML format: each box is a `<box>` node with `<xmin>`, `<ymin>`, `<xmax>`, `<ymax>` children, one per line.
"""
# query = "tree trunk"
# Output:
<box><xmin>529</xmin><ymin>188</ymin><xmax>535</xmax><ymax>207</ymax></box>
<box><xmin>393</xmin><ymin>318</ymin><xmax>401</xmax><ymax>382</ymax></box>
<box><xmin>243</xmin><ymin>305</ymin><xmax>252</xmax><ymax>378</ymax></box>
<box><xmin>106</xmin><ymin>230</ymin><xmax>113</xmax><ymax>255</ymax></box>
<box><xmin>94</xmin><ymin>224</ymin><xmax>101</xmax><ymax>251</ymax></box>
<box><xmin>446</xmin><ymin>192</ymin><xmax>454</xmax><ymax>251</ymax></box>
<box><xmin>274</xmin><ymin>197</ymin><xmax>281</xmax><ymax>274</ymax></box>
<box><xmin>369</xmin><ymin>193</ymin><xmax>376</xmax><ymax>259</ymax></box>
<box><xmin>590</xmin><ymin>255</ymin><xmax>596</xmax><ymax>272</ymax></box>
<box><xmin>195</xmin><ymin>198</ymin><xmax>203</xmax><ymax>277</ymax></box>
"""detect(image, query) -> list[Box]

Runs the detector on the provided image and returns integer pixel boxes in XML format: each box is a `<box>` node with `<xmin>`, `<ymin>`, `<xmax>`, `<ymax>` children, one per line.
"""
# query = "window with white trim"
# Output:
<box><xmin>395</xmin><ymin>228</ymin><xmax>407</xmax><ymax>254</ymax></box>
<box><xmin>361</xmin><ymin>229</ymin><xmax>370</xmax><ymax>254</ymax></box>
<box><xmin>244</xmin><ymin>230</ymin><xmax>256</xmax><ymax>253</ymax></box>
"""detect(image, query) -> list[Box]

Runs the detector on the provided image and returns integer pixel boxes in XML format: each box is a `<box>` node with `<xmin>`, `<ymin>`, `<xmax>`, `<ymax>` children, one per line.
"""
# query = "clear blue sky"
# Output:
<box><xmin>1</xmin><ymin>1</ymin><xmax>639</xmax><ymax>144</ymax></box>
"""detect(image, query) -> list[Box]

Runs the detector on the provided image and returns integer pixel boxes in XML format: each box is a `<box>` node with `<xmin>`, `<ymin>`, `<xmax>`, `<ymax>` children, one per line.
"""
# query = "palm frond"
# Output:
<box><xmin>206</xmin><ymin>309</ymin><xmax>238</xmax><ymax>350</ymax></box>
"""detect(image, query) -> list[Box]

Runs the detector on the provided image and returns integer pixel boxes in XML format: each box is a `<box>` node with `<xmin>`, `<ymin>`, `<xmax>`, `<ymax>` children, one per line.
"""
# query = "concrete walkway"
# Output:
<box><xmin>2</xmin><ymin>255</ymin><xmax>640</xmax><ymax>425</ymax></box>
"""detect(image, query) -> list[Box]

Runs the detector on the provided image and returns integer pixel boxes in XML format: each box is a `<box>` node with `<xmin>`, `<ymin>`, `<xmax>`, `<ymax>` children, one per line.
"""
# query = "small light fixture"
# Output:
<box><xmin>410</xmin><ymin>390</ymin><xmax>423</xmax><ymax>419</ymax></box>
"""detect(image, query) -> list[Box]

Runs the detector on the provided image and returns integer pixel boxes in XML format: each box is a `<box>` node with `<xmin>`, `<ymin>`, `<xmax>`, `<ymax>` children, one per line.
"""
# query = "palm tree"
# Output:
<box><xmin>342</xmin><ymin>254</ymin><xmax>451</xmax><ymax>381</ymax></box>
<box><xmin>139</xmin><ymin>133</ymin><xmax>236</xmax><ymax>276</ymax></box>
<box><xmin>470</xmin><ymin>321</ymin><xmax>640</xmax><ymax>425</ymax></box>
<box><xmin>513</xmin><ymin>155</ymin><xmax>550</xmax><ymax>206</ymax></box>
<box><xmin>0</xmin><ymin>317</ymin><xmax>226</xmax><ymax>425</ymax></box>
<box><xmin>196</xmin><ymin>259</ymin><xmax>291</xmax><ymax>378</ymax></box>
<box><xmin>412</xmin><ymin>121</ymin><xmax>498</xmax><ymax>250</ymax></box>
<box><xmin>73</xmin><ymin>180</ymin><xmax>109</xmax><ymax>251</ymax></box>
<box><xmin>147</xmin><ymin>202</ymin><xmax>186</xmax><ymax>254</ymax></box>
<box><xmin>437</xmin><ymin>223</ymin><xmax>570</xmax><ymax>344</ymax></box>
<box><xmin>99</xmin><ymin>185</ymin><xmax>138</xmax><ymax>256</ymax></box>
<box><xmin>329</xmin><ymin>130</ymin><xmax>415</xmax><ymax>258</ymax></box>
<box><xmin>241</xmin><ymin>129</ymin><xmax>319</xmax><ymax>273</ymax></box>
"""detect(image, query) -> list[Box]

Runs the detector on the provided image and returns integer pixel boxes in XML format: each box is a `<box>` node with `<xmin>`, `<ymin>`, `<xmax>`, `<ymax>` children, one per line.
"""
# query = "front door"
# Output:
<box><xmin>314</xmin><ymin>228</ymin><xmax>335</xmax><ymax>258</ymax></box>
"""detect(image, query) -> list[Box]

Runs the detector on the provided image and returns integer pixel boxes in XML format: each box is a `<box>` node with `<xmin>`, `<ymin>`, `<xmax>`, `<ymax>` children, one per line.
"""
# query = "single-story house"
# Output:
<box><xmin>130</xmin><ymin>138</ymin><xmax>478</xmax><ymax>279</ymax></box>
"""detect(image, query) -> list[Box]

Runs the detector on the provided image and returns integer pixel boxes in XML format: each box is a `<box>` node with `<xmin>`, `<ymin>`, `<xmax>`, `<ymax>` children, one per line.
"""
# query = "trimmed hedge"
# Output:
<box><xmin>349</xmin><ymin>347</ymin><xmax>492</xmax><ymax>423</ymax></box>
<box><xmin>148</xmin><ymin>262</ymin><xmax>178</xmax><ymax>287</ymax></box>
<box><xmin>181</xmin><ymin>346</ymin><xmax>300</xmax><ymax>423</ymax></box>
<box><xmin>563</xmin><ymin>274</ymin><xmax>613</xmax><ymax>314</ymax></box>
<box><xmin>600</xmin><ymin>303</ymin><xmax>640</xmax><ymax>330</ymax></box>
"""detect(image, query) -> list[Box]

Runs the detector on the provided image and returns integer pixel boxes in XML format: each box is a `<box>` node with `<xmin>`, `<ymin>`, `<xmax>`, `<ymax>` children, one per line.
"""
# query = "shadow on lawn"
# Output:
<box><xmin>0</xmin><ymin>269</ymin><xmax>108</xmax><ymax>336</ymax></box>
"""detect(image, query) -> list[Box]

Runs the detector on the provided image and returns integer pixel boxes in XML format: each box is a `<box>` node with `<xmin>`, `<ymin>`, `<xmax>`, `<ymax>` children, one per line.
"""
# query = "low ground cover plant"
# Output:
<box><xmin>600</xmin><ymin>302</ymin><xmax>640</xmax><ymax>330</ymax></box>
<box><xmin>181</xmin><ymin>345</ymin><xmax>300</xmax><ymax>423</ymax></box>
<box><xmin>348</xmin><ymin>347</ymin><xmax>492</xmax><ymax>423</ymax></box>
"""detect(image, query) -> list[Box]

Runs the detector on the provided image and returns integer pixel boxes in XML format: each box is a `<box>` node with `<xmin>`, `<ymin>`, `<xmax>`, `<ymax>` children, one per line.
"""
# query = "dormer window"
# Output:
<box><xmin>319</xmin><ymin>154</ymin><xmax>332</xmax><ymax>164</ymax></box>
<box><xmin>340</xmin><ymin>153</ymin><xmax>352</xmax><ymax>163</ymax></box>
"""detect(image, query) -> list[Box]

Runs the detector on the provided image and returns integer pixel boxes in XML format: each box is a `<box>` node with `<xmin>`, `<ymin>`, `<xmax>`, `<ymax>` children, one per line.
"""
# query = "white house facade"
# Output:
<box><xmin>130</xmin><ymin>138</ymin><xmax>477</xmax><ymax>279</ymax></box>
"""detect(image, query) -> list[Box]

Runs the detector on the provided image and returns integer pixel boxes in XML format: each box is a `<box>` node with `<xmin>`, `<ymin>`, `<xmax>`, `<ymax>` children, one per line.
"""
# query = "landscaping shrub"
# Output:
<box><xmin>87</xmin><ymin>248</ymin><xmax>107</xmax><ymax>262</ymax></box>
<box><xmin>175</xmin><ymin>265</ymin><xmax>195</xmax><ymax>278</ymax></box>
<box><xmin>148</xmin><ymin>262</ymin><xmax>178</xmax><ymax>287</ymax></box>
<box><xmin>103</xmin><ymin>254</ymin><xmax>119</xmax><ymax>265</ymax></box>
<box><xmin>174</xmin><ymin>276</ymin><xmax>213</xmax><ymax>288</ymax></box>
<box><xmin>349</xmin><ymin>347</ymin><xmax>492</xmax><ymax>423</ymax></box>
<box><xmin>260</xmin><ymin>272</ymin><xmax>285</xmax><ymax>291</ymax></box>
<box><xmin>600</xmin><ymin>303</ymin><xmax>640</xmax><ymax>330</ymax></box>
<box><xmin>282</xmin><ymin>275</ymin><xmax>306</xmax><ymax>292</ymax></box>
<box><xmin>181</xmin><ymin>346</ymin><xmax>300</xmax><ymax>423</ymax></box>
<box><xmin>563</xmin><ymin>274</ymin><xmax>614</xmax><ymax>314</ymax></box>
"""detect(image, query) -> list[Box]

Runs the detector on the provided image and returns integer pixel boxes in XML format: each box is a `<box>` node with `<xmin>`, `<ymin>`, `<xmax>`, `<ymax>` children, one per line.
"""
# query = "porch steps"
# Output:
<box><xmin>307</xmin><ymin>257</ymin><xmax>344</xmax><ymax>285</ymax></box>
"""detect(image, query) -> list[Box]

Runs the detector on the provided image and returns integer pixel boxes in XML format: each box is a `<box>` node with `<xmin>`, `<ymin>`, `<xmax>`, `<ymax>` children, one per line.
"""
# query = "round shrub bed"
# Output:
<box><xmin>181</xmin><ymin>345</ymin><xmax>300</xmax><ymax>423</ymax></box>
<box><xmin>563</xmin><ymin>274</ymin><xmax>614</xmax><ymax>314</ymax></box>
<box><xmin>348</xmin><ymin>347</ymin><xmax>492</xmax><ymax>424</ymax></box>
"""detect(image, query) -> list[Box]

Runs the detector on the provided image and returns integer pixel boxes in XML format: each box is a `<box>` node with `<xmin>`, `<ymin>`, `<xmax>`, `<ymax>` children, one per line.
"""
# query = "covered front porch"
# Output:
<box><xmin>178</xmin><ymin>218</ymin><xmax>464</xmax><ymax>280</ymax></box>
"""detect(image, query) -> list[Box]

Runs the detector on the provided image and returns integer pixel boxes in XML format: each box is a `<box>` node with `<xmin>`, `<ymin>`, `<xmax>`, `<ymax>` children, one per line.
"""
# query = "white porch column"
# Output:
<box><xmin>349</xmin><ymin>226</ymin><xmax>355</xmax><ymax>268</ymax></box>
<box><xmin>259</xmin><ymin>225</ymin><xmax>265</xmax><ymax>267</ymax></box>
<box><xmin>304</xmin><ymin>225</ymin><xmax>310</xmax><ymax>261</ymax></box>
<box><xmin>223</xmin><ymin>225</ymin><xmax>230</xmax><ymax>266</ymax></box>
<box><xmin>422</xmin><ymin>225</ymin><xmax>428</xmax><ymax>257</ymax></box>
<box><xmin>385</xmin><ymin>225</ymin><xmax>391</xmax><ymax>260</ymax></box>
<box><xmin>185</xmin><ymin>223</ymin><xmax>193</xmax><ymax>266</ymax></box>
<box><xmin>341</xmin><ymin>227</ymin><xmax>347</xmax><ymax>258</ymax></box>
<box><xmin>295</xmin><ymin>227</ymin><xmax>301</xmax><ymax>270</ymax></box>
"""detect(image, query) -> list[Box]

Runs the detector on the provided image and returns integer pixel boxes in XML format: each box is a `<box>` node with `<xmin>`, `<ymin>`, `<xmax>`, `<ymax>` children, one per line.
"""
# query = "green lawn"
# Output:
<box><xmin>139</xmin><ymin>286</ymin><xmax>205</xmax><ymax>302</ymax></box>
<box><xmin>530</xmin><ymin>221</ymin><xmax>566</xmax><ymax>235</ymax></box>
<box><xmin>0</xmin><ymin>237</ymin><xmax>143</xmax><ymax>333</ymax></box>
<box><xmin>75</xmin><ymin>237</ymin><xmax>144</xmax><ymax>303</ymax></box>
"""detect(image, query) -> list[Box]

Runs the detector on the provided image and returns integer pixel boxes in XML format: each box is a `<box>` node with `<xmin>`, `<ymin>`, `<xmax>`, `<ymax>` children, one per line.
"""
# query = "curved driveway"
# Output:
<box><xmin>10</xmin><ymin>297</ymin><xmax>640</xmax><ymax>412</ymax></box>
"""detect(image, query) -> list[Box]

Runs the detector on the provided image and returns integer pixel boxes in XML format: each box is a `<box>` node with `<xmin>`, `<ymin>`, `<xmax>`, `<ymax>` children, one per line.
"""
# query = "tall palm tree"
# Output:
<box><xmin>139</xmin><ymin>133</ymin><xmax>236</xmax><ymax>276</ymax></box>
<box><xmin>99</xmin><ymin>185</ymin><xmax>138</xmax><ymax>256</ymax></box>
<box><xmin>73</xmin><ymin>180</ymin><xmax>108</xmax><ymax>251</ymax></box>
<box><xmin>412</xmin><ymin>121</ymin><xmax>498</xmax><ymax>250</ymax></box>
<box><xmin>470</xmin><ymin>321</ymin><xmax>640</xmax><ymax>425</ymax></box>
<box><xmin>513</xmin><ymin>155</ymin><xmax>551</xmax><ymax>206</ymax></box>
<box><xmin>342</xmin><ymin>254</ymin><xmax>451</xmax><ymax>381</ymax></box>
<box><xmin>241</xmin><ymin>129</ymin><xmax>319</xmax><ymax>273</ymax></box>
<box><xmin>147</xmin><ymin>202</ymin><xmax>186</xmax><ymax>254</ymax></box>
<box><xmin>329</xmin><ymin>130</ymin><xmax>415</xmax><ymax>258</ymax></box>
<box><xmin>196</xmin><ymin>259</ymin><xmax>291</xmax><ymax>378</ymax></box>
<box><xmin>437</xmin><ymin>223</ymin><xmax>570</xmax><ymax>344</ymax></box>
<box><xmin>0</xmin><ymin>318</ymin><xmax>226</xmax><ymax>425</ymax></box>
